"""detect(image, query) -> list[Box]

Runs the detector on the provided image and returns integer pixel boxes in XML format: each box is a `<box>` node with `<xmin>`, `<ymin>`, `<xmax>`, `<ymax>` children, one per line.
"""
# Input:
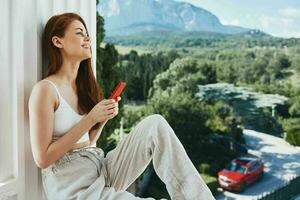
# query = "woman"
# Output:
<box><xmin>28</xmin><ymin>13</ymin><xmax>215</xmax><ymax>200</ymax></box>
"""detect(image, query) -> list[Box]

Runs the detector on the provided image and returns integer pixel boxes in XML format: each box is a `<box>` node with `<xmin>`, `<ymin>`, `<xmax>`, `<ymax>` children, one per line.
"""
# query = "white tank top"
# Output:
<box><xmin>43</xmin><ymin>79</ymin><xmax>90</xmax><ymax>144</ymax></box>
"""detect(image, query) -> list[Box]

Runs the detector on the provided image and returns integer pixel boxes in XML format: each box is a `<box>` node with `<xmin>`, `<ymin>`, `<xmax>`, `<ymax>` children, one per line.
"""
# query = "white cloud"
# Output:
<box><xmin>260</xmin><ymin>15</ymin><xmax>294</xmax><ymax>29</ymax></box>
<box><xmin>220</xmin><ymin>18</ymin><xmax>240</xmax><ymax>26</ymax></box>
<box><xmin>292</xmin><ymin>31</ymin><xmax>300</xmax><ymax>38</ymax></box>
<box><xmin>279</xmin><ymin>8</ymin><xmax>300</xmax><ymax>18</ymax></box>
<box><xmin>259</xmin><ymin>15</ymin><xmax>300</xmax><ymax>38</ymax></box>
<box><xmin>100</xmin><ymin>0</ymin><xmax>120</xmax><ymax>17</ymax></box>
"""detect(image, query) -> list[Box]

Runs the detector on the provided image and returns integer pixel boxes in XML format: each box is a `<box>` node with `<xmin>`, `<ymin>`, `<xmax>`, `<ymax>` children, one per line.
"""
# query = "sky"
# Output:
<box><xmin>176</xmin><ymin>0</ymin><xmax>300</xmax><ymax>38</ymax></box>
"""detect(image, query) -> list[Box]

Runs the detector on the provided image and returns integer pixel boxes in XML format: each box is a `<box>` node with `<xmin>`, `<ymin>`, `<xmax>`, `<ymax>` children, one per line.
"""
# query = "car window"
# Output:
<box><xmin>226</xmin><ymin>162</ymin><xmax>247</xmax><ymax>174</ymax></box>
<box><xmin>249</xmin><ymin>161</ymin><xmax>260</xmax><ymax>171</ymax></box>
<box><xmin>249</xmin><ymin>163</ymin><xmax>255</xmax><ymax>171</ymax></box>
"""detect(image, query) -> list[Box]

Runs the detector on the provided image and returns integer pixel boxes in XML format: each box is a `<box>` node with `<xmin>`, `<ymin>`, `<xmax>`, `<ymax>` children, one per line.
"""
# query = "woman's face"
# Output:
<box><xmin>53</xmin><ymin>20</ymin><xmax>91</xmax><ymax>61</ymax></box>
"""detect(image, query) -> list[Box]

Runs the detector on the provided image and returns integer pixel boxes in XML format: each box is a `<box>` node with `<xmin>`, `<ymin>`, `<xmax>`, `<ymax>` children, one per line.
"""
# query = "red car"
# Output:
<box><xmin>218</xmin><ymin>156</ymin><xmax>264</xmax><ymax>192</ymax></box>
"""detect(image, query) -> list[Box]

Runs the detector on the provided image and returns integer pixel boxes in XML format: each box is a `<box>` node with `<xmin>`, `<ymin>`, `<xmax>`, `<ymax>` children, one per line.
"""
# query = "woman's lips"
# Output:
<box><xmin>81</xmin><ymin>44</ymin><xmax>90</xmax><ymax>49</ymax></box>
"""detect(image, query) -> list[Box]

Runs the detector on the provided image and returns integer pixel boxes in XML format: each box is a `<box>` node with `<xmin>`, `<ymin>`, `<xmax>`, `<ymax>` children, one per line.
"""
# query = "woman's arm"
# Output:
<box><xmin>28</xmin><ymin>81</ymin><xmax>96</xmax><ymax>169</ymax></box>
<box><xmin>89</xmin><ymin>96</ymin><xmax>120</xmax><ymax>145</ymax></box>
<box><xmin>89</xmin><ymin>121</ymin><xmax>107</xmax><ymax>145</ymax></box>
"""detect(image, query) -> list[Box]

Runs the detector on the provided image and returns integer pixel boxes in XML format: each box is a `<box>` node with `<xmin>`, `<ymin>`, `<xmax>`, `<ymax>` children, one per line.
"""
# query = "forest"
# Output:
<box><xmin>95</xmin><ymin>11</ymin><xmax>300</xmax><ymax>197</ymax></box>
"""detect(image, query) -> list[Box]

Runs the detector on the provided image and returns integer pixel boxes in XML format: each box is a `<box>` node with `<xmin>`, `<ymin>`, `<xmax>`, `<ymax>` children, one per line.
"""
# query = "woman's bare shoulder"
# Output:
<box><xmin>29</xmin><ymin>78</ymin><xmax>57</xmax><ymax>107</ymax></box>
<box><xmin>31</xmin><ymin>79</ymin><xmax>52</xmax><ymax>94</ymax></box>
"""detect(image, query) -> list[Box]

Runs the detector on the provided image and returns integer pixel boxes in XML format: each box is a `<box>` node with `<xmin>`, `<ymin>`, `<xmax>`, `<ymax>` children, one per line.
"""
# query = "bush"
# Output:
<box><xmin>148</xmin><ymin>92</ymin><xmax>212</xmax><ymax>155</ymax></box>
<box><xmin>280</xmin><ymin>117</ymin><xmax>300</xmax><ymax>146</ymax></box>
<box><xmin>200</xmin><ymin>173</ymin><xmax>219</xmax><ymax>195</ymax></box>
<box><xmin>199</xmin><ymin>163</ymin><xmax>211</xmax><ymax>174</ymax></box>
<box><xmin>286</xmin><ymin>131</ymin><xmax>300</xmax><ymax>146</ymax></box>
<box><xmin>123</xmin><ymin>104</ymin><xmax>154</xmax><ymax>129</ymax></box>
<box><xmin>194</xmin><ymin>141</ymin><xmax>237</xmax><ymax>175</ymax></box>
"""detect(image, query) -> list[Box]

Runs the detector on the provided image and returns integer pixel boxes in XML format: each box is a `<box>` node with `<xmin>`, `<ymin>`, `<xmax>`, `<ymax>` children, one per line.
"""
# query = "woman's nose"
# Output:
<box><xmin>84</xmin><ymin>35</ymin><xmax>90</xmax><ymax>42</ymax></box>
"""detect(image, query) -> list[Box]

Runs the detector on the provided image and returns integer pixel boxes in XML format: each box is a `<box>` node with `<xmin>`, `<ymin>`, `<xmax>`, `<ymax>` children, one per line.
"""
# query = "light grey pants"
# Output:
<box><xmin>41</xmin><ymin>114</ymin><xmax>215</xmax><ymax>200</ymax></box>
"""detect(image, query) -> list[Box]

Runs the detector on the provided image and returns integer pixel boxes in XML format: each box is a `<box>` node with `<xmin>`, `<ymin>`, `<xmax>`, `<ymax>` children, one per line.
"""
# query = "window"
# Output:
<box><xmin>249</xmin><ymin>162</ymin><xmax>260</xmax><ymax>171</ymax></box>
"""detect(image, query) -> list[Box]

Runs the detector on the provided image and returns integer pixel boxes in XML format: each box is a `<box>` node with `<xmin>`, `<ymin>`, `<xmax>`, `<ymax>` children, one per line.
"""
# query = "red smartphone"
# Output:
<box><xmin>109</xmin><ymin>82</ymin><xmax>126</xmax><ymax>100</ymax></box>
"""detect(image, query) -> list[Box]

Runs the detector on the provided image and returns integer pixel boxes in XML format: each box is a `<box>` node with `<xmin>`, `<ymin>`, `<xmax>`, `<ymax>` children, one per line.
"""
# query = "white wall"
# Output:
<box><xmin>0</xmin><ymin>0</ymin><xmax>96</xmax><ymax>199</ymax></box>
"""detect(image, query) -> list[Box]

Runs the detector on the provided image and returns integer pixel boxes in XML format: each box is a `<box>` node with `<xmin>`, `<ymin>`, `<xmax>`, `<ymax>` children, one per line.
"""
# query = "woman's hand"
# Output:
<box><xmin>88</xmin><ymin>97</ymin><xmax>121</xmax><ymax>124</ymax></box>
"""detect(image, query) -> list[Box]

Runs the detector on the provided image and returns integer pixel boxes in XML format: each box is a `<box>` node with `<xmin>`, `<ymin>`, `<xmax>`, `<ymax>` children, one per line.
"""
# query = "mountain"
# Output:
<box><xmin>97</xmin><ymin>0</ymin><xmax>249</xmax><ymax>36</ymax></box>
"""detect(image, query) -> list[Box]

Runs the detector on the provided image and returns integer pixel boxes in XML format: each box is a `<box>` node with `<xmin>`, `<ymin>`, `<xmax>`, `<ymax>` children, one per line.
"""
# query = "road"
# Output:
<box><xmin>216</xmin><ymin>129</ymin><xmax>300</xmax><ymax>200</ymax></box>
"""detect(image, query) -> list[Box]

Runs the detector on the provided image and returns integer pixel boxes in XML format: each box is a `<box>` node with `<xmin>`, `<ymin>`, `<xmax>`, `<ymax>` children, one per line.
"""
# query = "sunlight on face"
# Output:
<box><xmin>60</xmin><ymin>20</ymin><xmax>91</xmax><ymax>61</ymax></box>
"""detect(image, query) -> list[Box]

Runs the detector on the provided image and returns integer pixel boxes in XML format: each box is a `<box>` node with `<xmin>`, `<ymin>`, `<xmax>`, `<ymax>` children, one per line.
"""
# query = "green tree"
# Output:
<box><xmin>148</xmin><ymin>58</ymin><xmax>216</xmax><ymax>99</ymax></box>
<box><xmin>281</xmin><ymin>118</ymin><xmax>300</xmax><ymax>146</ymax></box>
<box><xmin>277</xmin><ymin>54</ymin><xmax>291</xmax><ymax>69</ymax></box>
<box><xmin>119</xmin><ymin>50</ymin><xmax>179</xmax><ymax>101</ymax></box>
<box><xmin>289</xmin><ymin>97</ymin><xmax>300</xmax><ymax>118</ymax></box>
<box><xmin>95</xmin><ymin>5</ymin><xmax>123</xmax><ymax>151</ymax></box>
<box><xmin>148</xmin><ymin>92</ymin><xmax>212</xmax><ymax>154</ymax></box>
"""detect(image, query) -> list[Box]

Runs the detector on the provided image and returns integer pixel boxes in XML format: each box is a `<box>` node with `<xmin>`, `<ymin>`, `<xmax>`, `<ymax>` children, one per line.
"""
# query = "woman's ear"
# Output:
<box><xmin>52</xmin><ymin>36</ymin><xmax>63</xmax><ymax>48</ymax></box>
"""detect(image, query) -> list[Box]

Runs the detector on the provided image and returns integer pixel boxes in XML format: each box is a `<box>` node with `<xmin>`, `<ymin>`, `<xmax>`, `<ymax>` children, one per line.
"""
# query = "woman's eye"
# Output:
<box><xmin>76</xmin><ymin>32</ymin><xmax>89</xmax><ymax>37</ymax></box>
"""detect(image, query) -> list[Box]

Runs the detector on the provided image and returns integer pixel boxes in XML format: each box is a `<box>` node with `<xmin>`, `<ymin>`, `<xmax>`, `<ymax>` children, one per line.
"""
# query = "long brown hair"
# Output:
<box><xmin>42</xmin><ymin>13</ymin><xmax>103</xmax><ymax>130</ymax></box>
